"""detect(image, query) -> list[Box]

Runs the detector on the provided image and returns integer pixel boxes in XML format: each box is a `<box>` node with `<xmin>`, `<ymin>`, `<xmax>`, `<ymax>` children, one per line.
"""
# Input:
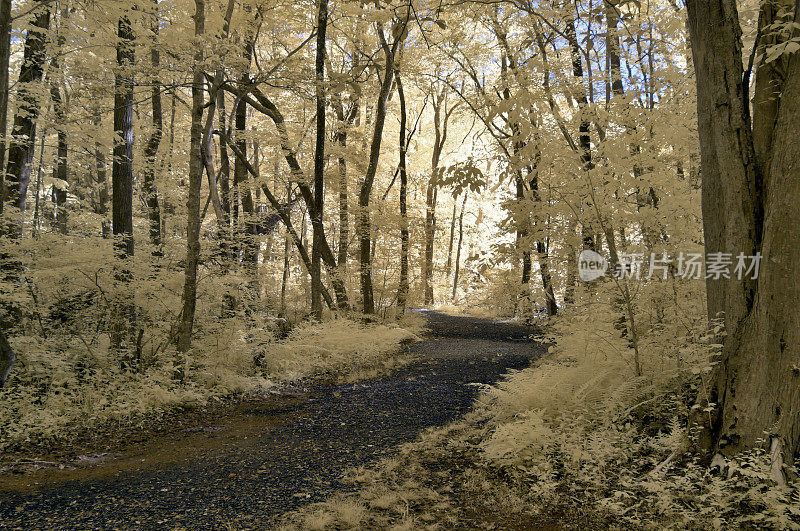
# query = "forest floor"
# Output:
<box><xmin>0</xmin><ymin>311</ymin><xmax>548</xmax><ymax>529</ymax></box>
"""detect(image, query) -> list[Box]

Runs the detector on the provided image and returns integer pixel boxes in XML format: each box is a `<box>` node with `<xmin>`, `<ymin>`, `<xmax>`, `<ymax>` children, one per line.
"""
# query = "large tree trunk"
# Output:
<box><xmin>110</xmin><ymin>14</ymin><xmax>136</xmax><ymax>357</ymax></box>
<box><xmin>311</xmin><ymin>0</ymin><xmax>328</xmax><ymax>320</ymax></box>
<box><xmin>4</xmin><ymin>1</ymin><xmax>50</xmax><ymax>217</ymax></box>
<box><xmin>686</xmin><ymin>0</ymin><xmax>800</xmax><ymax>468</ymax></box>
<box><xmin>177</xmin><ymin>0</ymin><xmax>205</xmax><ymax>355</ymax></box>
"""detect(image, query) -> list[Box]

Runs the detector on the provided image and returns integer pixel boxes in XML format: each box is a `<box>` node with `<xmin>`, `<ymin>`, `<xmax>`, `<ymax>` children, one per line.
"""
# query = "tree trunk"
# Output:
<box><xmin>396</xmin><ymin>72</ymin><xmax>409</xmax><ymax>312</ymax></box>
<box><xmin>233</xmin><ymin>42</ymin><xmax>258</xmax><ymax>272</ymax></box>
<box><xmin>686</xmin><ymin>0</ymin><xmax>800</xmax><ymax>467</ymax></box>
<box><xmin>49</xmin><ymin>84</ymin><xmax>68</xmax><ymax>235</ymax></box>
<box><xmin>110</xmin><ymin>14</ymin><xmax>136</xmax><ymax>357</ymax></box>
<box><xmin>445</xmin><ymin>200</ymin><xmax>457</xmax><ymax>279</ymax></box>
<box><xmin>0</xmin><ymin>0</ymin><xmax>11</xmax><ymax>218</ymax></box>
<box><xmin>221</xmin><ymin>131</ymin><xmax>335</xmax><ymax>309</ymax></box>
<box><xmin>358</xmin><ymin>24</ymin><xmax>402</xmax><ymax>314</ymax></box>
<box><xmin>0</xmin><ymin>324</ymin><xmax>13</xmax><ymax>387</ymax></box>
<box><xmin>31</xmin><ymin>127</ymin><xmax>46</xmax><ymax>237</ymax></box>
<box><xmin>177</xmin><ymin>0</ymin><xmax>205</xmax><ymax>354</ymax></box>
<box><xmin>452</xmin><ymin>192</ymin><xmax>467</xmax><ymax>300</ymax></box>
<box><xmin>217</xmin><ymin>90</ymin><xmax>231</xmax><ymax>220</ymax></box>
<box><xmin>112</xmin><ymin>15</ymin><xmax>135</xmax><ymax>259</ymax></box>
<box><xmin>93</xmin><ymin>111</ymin><xmax>110</xmax><ymax>238</ymax></box>
<box><xmin>224</xmin><ymin>80</ymin><xmax>347</xmax><ymax>308</ymax></box>
<box><xmin>311</xmin><ymin>0</ymin><xmax>328</xmax><ymax>321</ymax></box>
<box><xmin>4</xmin><ymin>0</ymin><xmax>50</xmax><ymax>217</ymax></box>
<box><xmin>142</xmin><ymin>2</ymin><xmax>163</xmax><ymax>255</ymax></box>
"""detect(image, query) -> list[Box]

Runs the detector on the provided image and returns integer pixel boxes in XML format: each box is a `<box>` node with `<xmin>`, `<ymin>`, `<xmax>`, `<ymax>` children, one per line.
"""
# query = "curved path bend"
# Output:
<box><xmin>0</xmin><ymin>311</ymin><xmax>544</xmax><ymax>529</ymax></box>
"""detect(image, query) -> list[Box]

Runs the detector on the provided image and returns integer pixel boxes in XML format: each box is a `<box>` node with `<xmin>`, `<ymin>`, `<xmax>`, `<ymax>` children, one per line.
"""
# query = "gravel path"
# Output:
<box><xmin>0</xmin><ymin>311</ymin><xmax>544</xmax><ymax>529</ymax></box>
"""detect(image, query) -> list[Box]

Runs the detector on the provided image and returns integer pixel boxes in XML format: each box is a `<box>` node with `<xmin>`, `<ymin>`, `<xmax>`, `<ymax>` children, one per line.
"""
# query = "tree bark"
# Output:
<box><xmin>93</xmin><ymin>111</ymin><xmax>110</xmax><ymax>238</ymax></box>
<box><xmin>112</xmin><ymin>15</ymin><xmax>135</xmax><ymax>260</ymax></box>
<box><xmin>452</xmin><ymin>192</ymin><xmax>467</xmax><ymax>300</ymax></box>
<box><xmin>177</xmin><ymin>0</ymin><xmax>206</xmax><ymax>354</ymax></box>
<box><xmin>0</xmin><ymin>0</ymin><xmax>11</xmax><ymax>218</ymax></box>
<box><xmin>311</xmin><ymin>0</ymin><xmax>328</xmax><ymax>320</ymax></box>
<box><xmin>396</xmin><ymin>72</ymin><xmax>409</xmax><ymax>312</ymax></box>
<box><xmin>110</xmin><ymin>14</ymin><xmax>136</xmax><ymax>357</ymax></box>
<box><xmin>49</xmin><ymin>84</ymin><xmax>68</xmax><ymax>235</ymax></box>
<box><xmin>143</xmin><ymin>1</ymin><xmax>163</xmax><ymax>255</ymax></box>
<box><xmin>686</xmin><ymin>0</ymin><xmax>800</xmax><ymax>466</ymax></box>
<box><xmin>358</xmin><ymin>21</ymin><xmax>405</xmax><ymax>314</ymax></box>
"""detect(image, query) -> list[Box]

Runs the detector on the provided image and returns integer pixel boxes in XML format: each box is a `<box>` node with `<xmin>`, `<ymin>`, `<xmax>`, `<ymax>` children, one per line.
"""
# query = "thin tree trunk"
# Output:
<box><xmin>48</xmin><ymin>6</ymin><xmax>69</xmax><ymax>236</ymax></box>
<box><xmin>223</xmin><ymin>82</ymin><xmax>347</xmax><ymax>308</ymax></box>
<box><xmin>565</xmin><ymin>12</ymin><xmax>595</xmax><ymax>252</ymax></box>
<box><xmin>311</xmin><ymin>0</ymin><xmax>328</xmax><ymax>320</ymax></box>
<box><xmin>452</xmin><ymin>192</ymin><xmax>467</xmax><ymax>300</ymax></box>
<box><xmin>93</xmin><ymin>111</ymin><xmax>110</xmax><ymax>238</ymax></box>
<box><xmin>0</xmin><ymin>0</ymin><xmax>11</xmax><ymax>218</ymax></box>
<box><xmin>217</xmin><ymin>90</ymin><xmax>231</xmax><ymax>219</ymax></box>
<box><xmin>32</xmin><ymin>127</ymin><xmax>46</xmax><ymax>237</ymax></box>
<box><xmin>359</xmin><ymin>23</ymin><xmax>404</xmax><ymax>314</ymax></box>
<box><xmin>221</xmin><ymin>132</ymin><xmax>335</xmax><ymax>309</ymax></box>
<box><xmin>445</xmin><ymin>200</ymin><xmax>457</xmax><ymax>279</ymax></box>
<box><xmin>280</xmin><ymin>195</ymin><xmax>291</xmax><ymax>317</ymax></box>
<box><xmin>396</xmin><ymin>73</ymin><xmax>409</xmax><ymax>312</ymax></box>
<box><xmin>142</xmin><ymin>1</ymin><xmax>163</xmax><ymax>255</ymax></box>
<box><xmin>49</xmin><ymin>89</ymin><xmax>67</xmax><ymax>235</ymax></box>
<box><xmin>176</xmin><ymin>0</ymin><xmax>206</xmax><ymax>355</ymax></box>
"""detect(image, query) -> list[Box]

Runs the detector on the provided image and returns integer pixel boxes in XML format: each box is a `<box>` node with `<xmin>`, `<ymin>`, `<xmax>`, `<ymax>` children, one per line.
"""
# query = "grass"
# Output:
<box><xmin>0</xmin><ymin>313</ymin><xmax>424</xmax><ymax>458</ymax></box>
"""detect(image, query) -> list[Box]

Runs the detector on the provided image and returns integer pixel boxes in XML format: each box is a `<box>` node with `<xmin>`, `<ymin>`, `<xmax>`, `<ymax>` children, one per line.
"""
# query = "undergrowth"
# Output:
<box><xmin>276</xmin><ymin>279</ymin><xmax>799</xmax><ymax>530</ymax></box>
<box><xmin>0</xmin><ymin>314</ymin><xmax>422</xmax><ymax>455</ymax></box>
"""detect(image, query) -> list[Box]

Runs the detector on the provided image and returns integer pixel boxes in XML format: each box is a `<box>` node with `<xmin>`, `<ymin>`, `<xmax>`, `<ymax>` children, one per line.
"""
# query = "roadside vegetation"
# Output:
<box><xmin>0</xmin><ymin>313</ymin><xmax>421</xmax><ymax>456</ymax></box>
<box><xmin>278</xmin><ymin>278</ymin><xmax>799</xmax><ymax>530</ymax></box>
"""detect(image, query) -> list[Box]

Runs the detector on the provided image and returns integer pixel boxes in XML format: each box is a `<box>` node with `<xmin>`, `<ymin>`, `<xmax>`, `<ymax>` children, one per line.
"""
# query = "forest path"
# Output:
<box><xmin>0</xmin><ymin>311</ymin><xmax>544</xmax><ymax>529</ymax></box>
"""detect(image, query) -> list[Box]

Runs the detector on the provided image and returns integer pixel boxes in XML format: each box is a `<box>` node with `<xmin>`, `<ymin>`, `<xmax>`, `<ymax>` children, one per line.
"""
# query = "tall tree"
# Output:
<box><xmin>358</xmin><ymin>14</ymin><xmax>408</xmax><ymax>314</ymax></box>
<box><xmin>112</xmin><ymin>14</ymin><xmax>135</xmax><ymax>259</ymax></box>
<box><xmin>0</xmin><ymin>0</ymin><xmax>11</xmax><ymax>217</ymax></box>
<box><xmin>311</xmin><ymin>0</ymin><xmax>328</xmax><ymax>321</ymax></box>
<box><xmin>142</xmin><ymin>0</ymin><xmax>163</xmax><ymax>255</ymax></box>
<box><xmin>110</xmin><ymin>12</ymin><xmax>136</xmax><ymax>356</ymax></box>
<box><xmin>422</xmin><ymin>82</ymin><xmax>455</xmax><ymax>306</ymax></box>
<box><xmin>177</xmin><ymin>0</ymin><xmax>206</xmax><ymax>354</ymax></box>
<box><xmin>396</xmin><ymin>71</ymin><xmax>409</xmax><ymax>312</ymax></box>
<box><xmin>686</xmin><ymin>0</ymin><xmax>800</xmax><ymax>473</ymax></box>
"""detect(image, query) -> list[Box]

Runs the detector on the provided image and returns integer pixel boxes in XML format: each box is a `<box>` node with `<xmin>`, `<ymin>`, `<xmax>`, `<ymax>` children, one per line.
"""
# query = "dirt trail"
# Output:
<box><xmin>0</xmin><ymin>311</ymin><xmax>544</xmax><ymax>530</ymax></box>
